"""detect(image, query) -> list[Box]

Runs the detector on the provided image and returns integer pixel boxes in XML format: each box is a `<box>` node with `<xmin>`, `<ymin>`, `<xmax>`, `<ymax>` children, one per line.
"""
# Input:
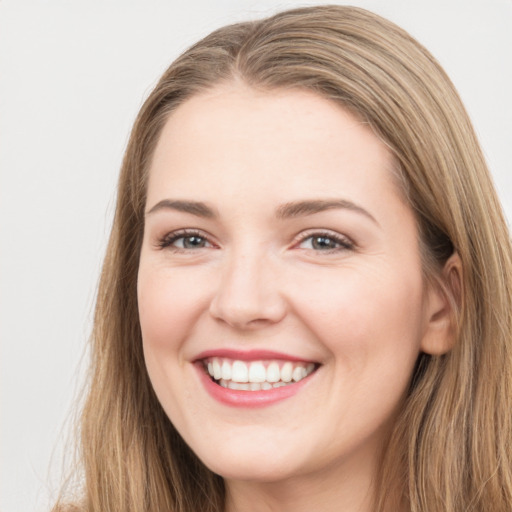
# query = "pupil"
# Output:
<box><xmin>313</xmin><ymin>236</ymin><xmax>335</xmax><ymax>250</ymax></box>
<box><xmin>183</xmin><ymin>236</ymin><xmax>205</xmax><ymax>248</ymax></box>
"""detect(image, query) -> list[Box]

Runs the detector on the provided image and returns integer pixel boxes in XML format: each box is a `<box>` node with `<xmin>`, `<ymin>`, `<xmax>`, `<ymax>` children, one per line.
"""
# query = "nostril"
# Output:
<box><xmin>209</xmin><ymin>296</ymin><xmax>287</xmax><ymax>329</ymax></box>
<box><xmin>208</xmin><ymin>258</ymin><xmax>287</xmax><ymax>328</ymax></box>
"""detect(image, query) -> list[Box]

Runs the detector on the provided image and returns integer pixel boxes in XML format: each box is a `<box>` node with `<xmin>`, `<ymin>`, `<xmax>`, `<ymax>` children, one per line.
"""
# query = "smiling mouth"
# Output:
<box><xmin>202</xmin><ymin>357</ymin><xmax>318</xmax><ymax>391</ymax></box>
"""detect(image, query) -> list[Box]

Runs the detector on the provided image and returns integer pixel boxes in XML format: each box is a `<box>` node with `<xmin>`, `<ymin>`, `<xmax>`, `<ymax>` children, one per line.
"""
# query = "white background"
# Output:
<box><xmin>1</xmin><ymin>1</ymin><xmax>511</xmax><ymax>510</ymax></box>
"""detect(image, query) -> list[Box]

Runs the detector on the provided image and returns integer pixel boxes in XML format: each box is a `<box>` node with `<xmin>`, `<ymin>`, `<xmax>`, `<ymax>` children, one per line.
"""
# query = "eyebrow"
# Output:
<box><xmin>146</xmin><ymin>198</ymin><xmax>378</xmax><ymax>225</ymax></box>
<box><xmin>276</xmin><ymin>199</ymin><xmax>378</xmax><ymax>225</ymax></box>
<box><xmin>146</xmin><ymin>199</ymin><xmax>216</xmax><ymax>218</ymax></box>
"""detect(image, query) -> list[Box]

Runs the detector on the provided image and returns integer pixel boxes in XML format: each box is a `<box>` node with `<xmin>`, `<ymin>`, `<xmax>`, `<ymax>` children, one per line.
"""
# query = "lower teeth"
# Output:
<box><xmin>216</xmin><ymin>379</ymin><xmax>291</xmax><ymax>391</ymax></box>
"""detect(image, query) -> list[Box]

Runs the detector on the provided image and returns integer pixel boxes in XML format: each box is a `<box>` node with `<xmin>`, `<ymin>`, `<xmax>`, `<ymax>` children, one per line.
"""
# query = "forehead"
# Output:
<box><xmin>147</xmin><ymin>83</ymin><xmax>401</xmax><ymax>210</ymax></box>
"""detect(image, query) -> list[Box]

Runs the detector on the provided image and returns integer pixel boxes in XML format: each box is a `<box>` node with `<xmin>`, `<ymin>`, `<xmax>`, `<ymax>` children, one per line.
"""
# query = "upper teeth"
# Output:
<box><xmin>205</xmin><ymin>357</ymin><xmax>316</xmax><ymax>385</ymax></box>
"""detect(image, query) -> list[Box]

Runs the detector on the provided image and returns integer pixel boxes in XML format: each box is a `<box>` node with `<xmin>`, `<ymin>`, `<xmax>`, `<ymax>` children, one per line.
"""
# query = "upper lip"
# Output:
<box><xmin>193</xmin><ymin>348</ymin><xmax>318</xmax><ymax>363</ymax></box>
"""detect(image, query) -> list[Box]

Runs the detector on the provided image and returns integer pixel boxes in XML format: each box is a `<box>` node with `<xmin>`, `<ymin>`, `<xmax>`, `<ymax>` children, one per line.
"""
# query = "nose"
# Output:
<box><xmin>209</xmin><ymin>249</ymin><xmax>287</xmax><ymax>330</ymax></box>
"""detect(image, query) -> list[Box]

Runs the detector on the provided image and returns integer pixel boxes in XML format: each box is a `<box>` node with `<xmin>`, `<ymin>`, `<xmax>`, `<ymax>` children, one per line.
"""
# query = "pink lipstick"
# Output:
<box><xmin>193</xmin><ymin>349</ymin><xmax>319</xmax><ymax>407</ymax></box>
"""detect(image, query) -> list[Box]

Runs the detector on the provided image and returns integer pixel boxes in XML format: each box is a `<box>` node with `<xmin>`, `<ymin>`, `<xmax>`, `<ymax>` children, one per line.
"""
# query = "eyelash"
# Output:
<box><xmin>156</xmin><ymin>229</ymin><xmax>354</xmax><ymax>254</ymax></box>
<box><xmin>292</xmin><ymin>230</ymin><xmax>354</xmax><ymax>253</ymax></box>
<box><xmin>157</xmin><ymin>229</ymin><xmax>214</xmax><ymax>252</ymax></box>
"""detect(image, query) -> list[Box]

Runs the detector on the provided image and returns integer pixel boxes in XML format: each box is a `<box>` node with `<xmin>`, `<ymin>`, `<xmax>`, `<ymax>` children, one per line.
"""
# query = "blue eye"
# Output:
<box><xmin>298</xmin><ymin>232</ymin><xmax>353</xmax><ymax>251</ymax></box>
<box><xmin>159</xmin><ymin>230</ymin><xmax>213</xmax><ymax>250</ymax></box>
<box><xmin>173</xmin><ymin>235</ymin><xmax>209</xmax><ymax>249</ymax></box>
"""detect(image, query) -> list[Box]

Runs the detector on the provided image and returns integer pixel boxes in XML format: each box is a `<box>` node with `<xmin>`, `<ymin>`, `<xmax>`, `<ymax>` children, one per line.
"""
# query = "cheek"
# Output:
<box><xmin>137</xmin><ymin>266</ymin><xmax>211</xmax><ymax>422</ymax></box>
<box><xmin>290</xmin><ymin>263</ymin><xmax>425</xmax><ymax>370</ymax></box>
<box><xmin>137</xmin><ymin>266</ymin><xmax>211</xmax><ymax>354</ymax></box>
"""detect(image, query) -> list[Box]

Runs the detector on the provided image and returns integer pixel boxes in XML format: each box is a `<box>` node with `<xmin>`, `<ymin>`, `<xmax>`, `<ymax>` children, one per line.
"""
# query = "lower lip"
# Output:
<box><xmin>195</xmin><ymin>364</ymin><xmax>313</xmax><ymax>408</ymax></box>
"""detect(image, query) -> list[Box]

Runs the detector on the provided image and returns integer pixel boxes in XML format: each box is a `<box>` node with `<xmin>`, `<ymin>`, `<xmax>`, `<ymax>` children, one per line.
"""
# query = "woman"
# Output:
<box><xmin>55</xmin><ymin>5</ymin><xmax>512</xmax><ymax>511</ymax></box>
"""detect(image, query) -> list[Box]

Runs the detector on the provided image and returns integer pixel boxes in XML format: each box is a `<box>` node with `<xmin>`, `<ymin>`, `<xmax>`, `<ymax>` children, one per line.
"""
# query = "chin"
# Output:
<box><xmin>209</xmin><ymin>459</ymin><xmax>299</xmax><ymax>484</ymax></box>
<box><xmin>193</xmin><ymin>440</ymin><xmax>308</xmax><ymax>483</ymax></box>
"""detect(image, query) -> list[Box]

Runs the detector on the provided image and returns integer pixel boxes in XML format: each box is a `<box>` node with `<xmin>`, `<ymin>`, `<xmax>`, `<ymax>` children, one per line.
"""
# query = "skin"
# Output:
<box><xmin>137</xmin><ymin>83</ymin><xmax>452</xmax><ymax>512</ymax></box>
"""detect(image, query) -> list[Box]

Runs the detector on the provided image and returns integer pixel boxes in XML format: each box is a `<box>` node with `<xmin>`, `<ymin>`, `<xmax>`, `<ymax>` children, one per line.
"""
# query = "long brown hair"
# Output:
<box><xmin>55</xmin><ymin>5</ymin><xmax>512</xmax><ymax>511</ymax></box>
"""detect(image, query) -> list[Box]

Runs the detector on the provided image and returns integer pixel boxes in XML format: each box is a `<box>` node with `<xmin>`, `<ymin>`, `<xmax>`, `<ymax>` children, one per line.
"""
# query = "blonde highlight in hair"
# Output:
<box><xmin>54</xmin><ymin>6</ymin><xmax>512</xmax><ymax>511</ymax></box>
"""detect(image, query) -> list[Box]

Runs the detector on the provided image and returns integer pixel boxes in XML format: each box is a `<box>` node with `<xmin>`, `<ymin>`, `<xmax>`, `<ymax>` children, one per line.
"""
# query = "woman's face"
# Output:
<box><xmin>138</xmin><ymin>84</ymin><xmax>442</xmax><ymax>486</ymax></box>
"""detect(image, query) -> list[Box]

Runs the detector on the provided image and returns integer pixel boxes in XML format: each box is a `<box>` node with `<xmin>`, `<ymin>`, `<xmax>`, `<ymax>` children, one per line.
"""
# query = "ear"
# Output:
<box><xmin>420</xmin><ymin>253</ymin><xmax>463</xmax><ymax>356</ymax></box>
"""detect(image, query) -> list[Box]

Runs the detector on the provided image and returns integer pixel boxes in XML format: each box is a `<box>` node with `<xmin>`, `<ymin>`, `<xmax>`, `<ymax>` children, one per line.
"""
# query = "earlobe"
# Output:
<box><xmin>420</xmin><ymin>253</ymin><xmax>463</xmax><ymax>356</ymax></box>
